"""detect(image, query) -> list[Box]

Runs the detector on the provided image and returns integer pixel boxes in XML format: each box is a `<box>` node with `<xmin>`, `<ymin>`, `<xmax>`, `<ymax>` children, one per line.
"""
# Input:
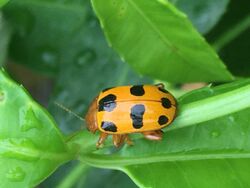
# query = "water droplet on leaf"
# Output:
<box><xmin>0</xmin><ymin>138</ymin><xmax>38</xmax><ymax>161</ymax></box>
<box><xmin>76</xmin><ymin>49</ymin><xmax>96</xmax><ymax>66</ymax></box>
<box><xmin>120</xmin><ymin>6</ymin><xmax>125</xmax><ymax>10</ymax></box>
<box><xmin>41</xmin><ymin>51</ymin><xmax>58</xmax><ymax>67</ymax></box>
<box><xmin>117</xmin><ymin>3</ymin><xmax>127</xmax><ymax>17</ymax></box>
<box><xmin>121</xmin><ymin>56</ymin><xmax>125</xmax><ymax>62</ymax></box>
<box><xmin>211</xmin><ymin>131</ymin><xmax>220</xmax><ymax>138</ymax></box>
<box><xmin>6</xmin><ymin>167</ymin><xmax>25</xmax><ymax>182</ymax></box>
<box><xmin>35</xmin><ymin>46</ymin><xmax>59</xmax><ymax>70</ymax></box>
<box><xmin>228</xmin><ymin>116</ymin><xmax>235</xmax><ymax>123</ymax></box>
<box><xmin>112</xmin><ymin>0</ymin><xmax>118</xmax><ymax>6</ymax></box>
<box><xmin>19</xmin><ymin>105</ymin><xmax>42</xmax><ymax>132</ymax></box>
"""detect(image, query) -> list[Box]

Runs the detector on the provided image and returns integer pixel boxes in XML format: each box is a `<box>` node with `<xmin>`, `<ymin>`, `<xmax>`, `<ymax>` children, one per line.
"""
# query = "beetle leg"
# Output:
<box><xmin>142</xmin><ymin>130</ymin><xmax>163</xmax><ymax>141</ymax></box>
<box><xmin>125</xmin><ymin>135</ymin><xmax>134</xmax><ymax>146</ymax></box>
<box><xmin>96</xmin><ymin>132</ymin><xmax>109</xmax><ymax>148</ymax></box>
<box><xmin>113</xmin><ymin>134</ymin><xmax>127</xmax><ymax>148</ymax></box>
<box><xmin>155</xmin><ymin>83</ymin><xmax>165</xmax><ymax>89</ymax></box>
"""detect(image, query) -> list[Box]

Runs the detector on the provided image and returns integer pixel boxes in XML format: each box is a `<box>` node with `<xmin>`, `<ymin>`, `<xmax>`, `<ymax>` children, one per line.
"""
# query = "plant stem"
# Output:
<box><xmin>168</xmin><ymin>84</ymin><xmax>250</xmax><ymax>131</ymax></box>
<box><xmin>213</xmin><ymin>15</ymin><xmax>250</xmax><ymax>51</ymax></box>
<box><xmin>80</xmin><ymin>151</ymin><xmax>250</xmax><ymax>169</ymax></box>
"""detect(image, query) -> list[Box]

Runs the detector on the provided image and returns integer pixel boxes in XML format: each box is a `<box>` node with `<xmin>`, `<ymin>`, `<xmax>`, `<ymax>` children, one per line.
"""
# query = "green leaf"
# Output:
<box><xmin>170</xmin><ymin>0</ymin><xmax>229</xmax><ymax>34</ymax></box>
<box><xmin>70</xmin><ymin>79</ymin><xmax>250</xmax><ymax>187</ymax></box>
<box><xmin>0</xmin><ymin>0</ymin><xmax>9</xmax><ymax>7</ymax></box>
<box><xmin>91</xmin><ymin>0</ymin><xmax>233</xmax><ymax>83</ymax></box>
<box><xmin>0</xmin><ymin>12</ymin><xmax>11</xmax><ymax>65</ymax></box>
<box><xmin>0</xmin><ymin>69</ymin><xmax>73</xmax><ymax>187</ymax></box>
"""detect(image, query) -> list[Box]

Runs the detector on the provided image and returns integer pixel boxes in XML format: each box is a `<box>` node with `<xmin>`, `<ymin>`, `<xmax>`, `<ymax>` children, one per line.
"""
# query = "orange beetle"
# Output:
<box><xmin>85</xmin><ymin>84</ymin><xmax>177</xmax><ymax>148</ymax></box>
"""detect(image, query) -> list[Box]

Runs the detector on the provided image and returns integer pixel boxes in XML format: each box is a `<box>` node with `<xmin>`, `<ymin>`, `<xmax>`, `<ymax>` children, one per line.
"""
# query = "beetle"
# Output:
<box><xmin>85</xmin><ymin>83</ymin><xmax>177</xmax><ymax>148</ymax></box>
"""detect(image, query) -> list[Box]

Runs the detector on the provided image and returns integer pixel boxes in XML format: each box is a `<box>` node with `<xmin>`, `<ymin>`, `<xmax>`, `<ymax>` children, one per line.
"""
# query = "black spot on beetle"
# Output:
<box><xmin>158</xmin><ymin>115</ymin><xmax>169</xmax><ymax>125</ymax></box>
<box><xmin>102</xmin><ymin>87</ymin><xmax>114</xmax><ymax>92</ymax></box>
<box><xmin>158</xmin><ymin>87</ymin><xmax>169</xmax><ymax>94</ymax></box>
<box><xmin>101</xmin><ymin>121</ymin><xmax>117</xmax><ymax>132</ymax></box>
<box><xmin>130</xmin><ymin>104</ymin><xmax>145</xmax><ymax>129</ymax></box>
<box><xmin>130</xmin><ymin>85</ymin><xmax>145</xmax><ymax>96</ymax></box>
<box><xmin>98</xmin><ymin>94</ymin><xmax>117</xmax><ymax>112</ymax></box>
<box><xmin>161</xmin><ymin>97</ymin><xmax>171</xmax><ymax>108</ymax></box>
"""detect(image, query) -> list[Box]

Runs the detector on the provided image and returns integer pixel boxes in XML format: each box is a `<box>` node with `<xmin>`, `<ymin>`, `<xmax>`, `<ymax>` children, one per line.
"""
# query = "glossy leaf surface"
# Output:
<box><xmin>91</xmin><ymin>0</ymin><xmax>233</xmax><ymax>83</ymax></box>
<box><xmin>0</xmin><ymin>69</ymin><xmax>72</xmax><ymax>187</ymax></box>
<box><xmin>0</xmin><ymin>0</ymin><xmax>9</xmax><ymax>7</ymax></box>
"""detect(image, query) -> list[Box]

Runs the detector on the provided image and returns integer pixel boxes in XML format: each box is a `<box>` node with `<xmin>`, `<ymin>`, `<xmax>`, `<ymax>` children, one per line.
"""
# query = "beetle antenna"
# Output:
<box><xmin>54</xmin><ymin>101</ymin><xmax>85</xmax><ymax>122</ymax></box>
